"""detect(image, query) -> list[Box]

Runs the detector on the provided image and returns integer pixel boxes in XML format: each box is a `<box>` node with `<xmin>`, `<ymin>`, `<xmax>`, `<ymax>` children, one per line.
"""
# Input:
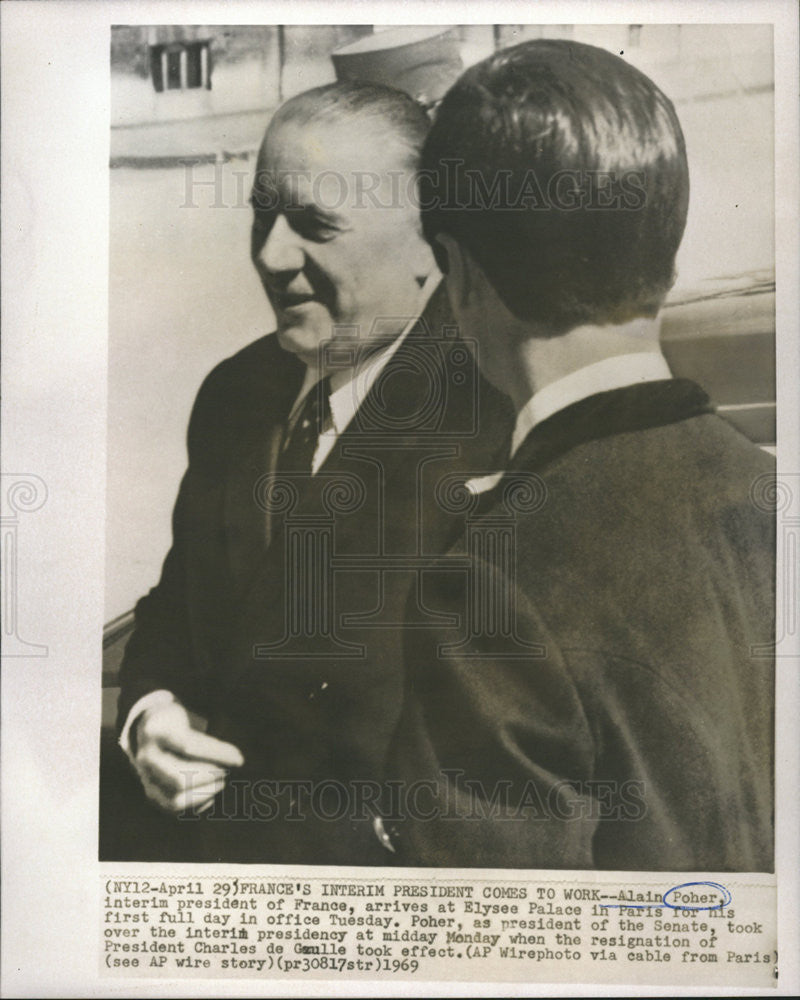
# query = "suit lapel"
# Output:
<box><xmin>223</xmin><ymin>344</ymin><xmax>303</xmax><ymax>599</ymax></box>
<box><xmin>226</xmin><ymin>305</ymin><xmax>441</xmax><ymax>642</ymax></box>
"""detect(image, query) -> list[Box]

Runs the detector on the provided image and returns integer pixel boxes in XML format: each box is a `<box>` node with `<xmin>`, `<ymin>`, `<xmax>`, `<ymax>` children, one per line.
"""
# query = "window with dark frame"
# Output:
<box><xmin>150</xmin><ymin>41</ymin><xmax>211</xmax><ymax>92</ymax></box>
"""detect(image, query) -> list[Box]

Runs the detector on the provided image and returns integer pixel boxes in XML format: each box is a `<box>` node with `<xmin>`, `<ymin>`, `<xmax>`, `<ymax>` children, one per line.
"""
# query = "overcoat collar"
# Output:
<box><xmin>509</xmin><ymin>378</ymin><xmax>713</xmax><ymax>476</ymax></box>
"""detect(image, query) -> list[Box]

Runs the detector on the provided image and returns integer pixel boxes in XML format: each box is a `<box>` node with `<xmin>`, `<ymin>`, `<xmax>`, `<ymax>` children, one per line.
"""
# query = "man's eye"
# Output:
<box><xmin>250</xmin><ymin>204</ymin><xmax>341</xmax><ymax>243</ymax></box>
<box><xmin>287</xmin><ymin>208</ymin><xmax>339</xmax><ymax>243</ymax></box>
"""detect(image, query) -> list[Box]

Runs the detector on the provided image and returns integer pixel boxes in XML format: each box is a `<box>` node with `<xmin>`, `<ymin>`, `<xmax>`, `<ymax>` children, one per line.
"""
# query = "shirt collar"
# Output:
<box><xmin>510</xmin><ymin>351</ymin><xmax>673</xmax><ymax>459</ymax></box>
<box><xmin>327</xmin><ymin>323</ymin><xmax>408</xmax><ymax>436</ymax></box>
<box><xmin>292</xmin><ymin>272</ymin><xmax>441</xmax><ymax>436</ymax></box>
<box><xmin>465</xmin><ymin>351</ymin><xmax>672</xmax><ymax>497</ymax></box>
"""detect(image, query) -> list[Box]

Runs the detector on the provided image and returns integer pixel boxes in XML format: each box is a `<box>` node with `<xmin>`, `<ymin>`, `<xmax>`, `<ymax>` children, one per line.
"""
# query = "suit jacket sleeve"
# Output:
<box><xmin>116</xmin><ymin>360</ymin><xmax>232</xmax><ymax>732</ymax></box>
<box><xmin>387</xmin><ymin>559</ymin><xmax>599</xmax><ymax>869</ymax></box>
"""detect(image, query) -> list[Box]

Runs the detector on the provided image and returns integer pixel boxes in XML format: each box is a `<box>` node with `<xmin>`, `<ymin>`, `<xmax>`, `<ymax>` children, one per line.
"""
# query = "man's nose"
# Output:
<box><xmin>254</xmin><ymin>213</ymin><xmax>304</xmax><ymax>275</ymax></box>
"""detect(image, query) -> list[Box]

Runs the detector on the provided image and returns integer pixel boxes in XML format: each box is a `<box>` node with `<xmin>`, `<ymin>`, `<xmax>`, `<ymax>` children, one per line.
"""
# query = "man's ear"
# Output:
<box><xmin>435</xmin><ymin>232</ymin><xmax>472</xmax><ymax>309</ymax></box>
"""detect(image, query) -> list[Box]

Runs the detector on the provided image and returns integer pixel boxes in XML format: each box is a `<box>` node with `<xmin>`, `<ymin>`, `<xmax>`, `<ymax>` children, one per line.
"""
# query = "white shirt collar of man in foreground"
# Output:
<box><xmin>466</xmin><ymin>347</ymin><xmax>673</xmax><ymax>495</ymax></box>
<box><xmin>509</xmin><ymin>348</ymin><xmax>673</xmax><ymax>458</ymax></box>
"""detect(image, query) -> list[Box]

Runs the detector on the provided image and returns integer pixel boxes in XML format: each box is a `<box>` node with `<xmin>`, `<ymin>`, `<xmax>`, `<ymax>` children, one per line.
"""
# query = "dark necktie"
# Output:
<box><xmin>277</xmin><ymin>376</ymin><xmax>332</xmax><ymax>474</ymax></box>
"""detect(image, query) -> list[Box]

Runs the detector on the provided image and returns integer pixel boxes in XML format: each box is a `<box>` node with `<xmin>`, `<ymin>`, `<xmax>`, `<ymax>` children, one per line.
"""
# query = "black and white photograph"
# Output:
<box><xmin>100</xmin><ymin>20</ymin><xmax>777</xmax><ymax>870</ymax></box>
<box><xmin>2</xmin><ymin>1</ymin><xmax>799</xmax><ymax>996</ymax></box>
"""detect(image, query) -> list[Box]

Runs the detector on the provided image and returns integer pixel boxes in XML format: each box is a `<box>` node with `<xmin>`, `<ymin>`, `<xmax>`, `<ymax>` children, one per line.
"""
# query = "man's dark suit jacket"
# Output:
<box><xmin>387</xmin><ymin>378</ymin><xmax>775</xmax><ymax>871</ymax></box>
<box><xmin>116</xmin><ymin>285</ymin><xmax>513</xmax><ymax>864</ymax></box>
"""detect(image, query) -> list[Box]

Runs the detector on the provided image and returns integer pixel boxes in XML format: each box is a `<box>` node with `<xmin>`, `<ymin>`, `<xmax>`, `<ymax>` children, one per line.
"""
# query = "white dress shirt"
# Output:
<box><xmin>287</xmin><ymin>315</ymin><xmax>413</xmax><ymax>475</ymax></box>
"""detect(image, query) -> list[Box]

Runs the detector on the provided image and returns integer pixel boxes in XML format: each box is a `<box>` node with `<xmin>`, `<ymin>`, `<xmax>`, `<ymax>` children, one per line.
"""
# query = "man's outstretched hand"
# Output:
<box><xmin>133</xmin><ymin>700</ymin><xmax>244</xmax><ymax>814</ymax></box>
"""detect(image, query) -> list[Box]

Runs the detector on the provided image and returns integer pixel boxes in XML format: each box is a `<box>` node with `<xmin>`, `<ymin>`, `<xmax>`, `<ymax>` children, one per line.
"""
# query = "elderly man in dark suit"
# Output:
<box><xmin>116</xmin><ymin>81</ymin><xmax>511</xmax><ymax>864</ymax></box>
<box><xmin>386</xmin><ymin>40</ymin><xmax>775</xmax><ymax>871</ymax></box>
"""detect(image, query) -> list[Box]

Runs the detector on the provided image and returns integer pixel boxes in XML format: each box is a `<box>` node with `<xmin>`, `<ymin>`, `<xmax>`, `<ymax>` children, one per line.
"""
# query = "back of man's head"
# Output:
<box><xmin>420</xmin><ymin>39</ymin><xmax>690</xmax><ymax>335</ymax></box>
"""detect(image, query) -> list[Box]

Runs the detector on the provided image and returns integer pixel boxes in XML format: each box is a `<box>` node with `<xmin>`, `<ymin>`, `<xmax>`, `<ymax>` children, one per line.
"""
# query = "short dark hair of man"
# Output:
<box><xmin>420</xmin><ymin>39</ymin><xmax>690</xmax><ymax>335</ymax></box>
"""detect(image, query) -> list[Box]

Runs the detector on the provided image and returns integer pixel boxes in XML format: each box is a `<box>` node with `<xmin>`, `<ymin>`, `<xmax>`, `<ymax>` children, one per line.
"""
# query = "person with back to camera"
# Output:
<box><xmin>386</xmin><ymin>39</ymin><xmax>775</xmax><ymax>871</ymax></box>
